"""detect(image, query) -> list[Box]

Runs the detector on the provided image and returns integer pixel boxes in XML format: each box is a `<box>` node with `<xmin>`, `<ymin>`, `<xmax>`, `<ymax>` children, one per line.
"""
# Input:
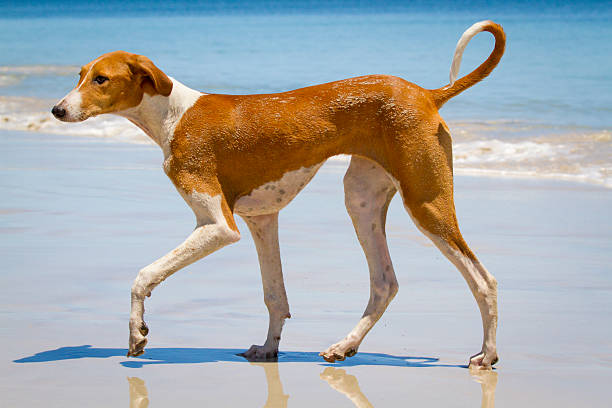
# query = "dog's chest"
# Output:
<box><xmin>234</xmin><ymin>162</ymin><xmax>324</xmax><ymax>217</ymax></box>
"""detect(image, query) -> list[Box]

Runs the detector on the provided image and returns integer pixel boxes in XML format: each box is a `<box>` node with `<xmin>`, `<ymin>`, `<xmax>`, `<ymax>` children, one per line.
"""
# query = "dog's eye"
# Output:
<box><xmin>94</xmin><ymin>76</ymin><xmax>108</xmax><ymax>85</ymax></box>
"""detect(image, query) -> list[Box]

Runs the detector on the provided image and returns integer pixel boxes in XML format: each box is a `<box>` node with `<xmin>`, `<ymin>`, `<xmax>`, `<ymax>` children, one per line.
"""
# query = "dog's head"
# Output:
<box><xmin>52</xmin><ymin>51</ymin><xmax>173</xmax><ymax>122</ymax></box>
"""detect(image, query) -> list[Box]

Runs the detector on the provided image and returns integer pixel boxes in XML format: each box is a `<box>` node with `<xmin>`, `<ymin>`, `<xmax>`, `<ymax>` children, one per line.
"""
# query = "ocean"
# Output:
<box><xmin>1</xmin><ymin>0</ymin><xmax>610</xmax><ymax>187</ymax></box>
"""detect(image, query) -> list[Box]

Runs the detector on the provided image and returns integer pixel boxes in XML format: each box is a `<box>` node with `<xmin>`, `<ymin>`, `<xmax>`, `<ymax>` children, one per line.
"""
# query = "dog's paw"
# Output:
<box><xmin>319</xmin><ymin>341</ymin><xmax>358</xmax><ymax>363</ymax></box>
<box><xmin>468</xmin><ymin>350</ymin><xmax>499</xmax><ymax>370</ymax></box>
<box><xmin>239</xmin><ymin>344</ymin><xmax>279</xmax><ymax>361</ymax></box>
<box><xmin>127</xmin><ymin>321</ymin><xmax>149</xmax><ymax>357</ymax></box>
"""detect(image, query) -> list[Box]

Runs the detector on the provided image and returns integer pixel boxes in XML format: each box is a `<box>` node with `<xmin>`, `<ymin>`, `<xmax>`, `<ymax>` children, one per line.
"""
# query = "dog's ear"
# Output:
<box><xmin>131</xmin><ymin>55</ymin><xmax>173</xmax><ymax>96</ymax></box>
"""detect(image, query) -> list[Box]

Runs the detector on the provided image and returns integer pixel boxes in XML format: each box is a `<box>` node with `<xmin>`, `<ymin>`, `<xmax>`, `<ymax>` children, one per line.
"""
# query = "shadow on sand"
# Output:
<box><xmin>15</xmin><ymin>345</ymin><xmax>497</xmax><ymax>407</ymax></box>
<box><xmin>13</xmin><ymin>344</ymin><xmax>466</xmax><ymax>369</ymax></box>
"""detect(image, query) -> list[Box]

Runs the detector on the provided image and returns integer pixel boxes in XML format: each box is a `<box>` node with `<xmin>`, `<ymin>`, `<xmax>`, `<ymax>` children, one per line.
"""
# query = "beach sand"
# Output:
<box><xmin>1</xmin><ymin>130</ymin><xmax>611</xmax><ymax>407</ymax></box>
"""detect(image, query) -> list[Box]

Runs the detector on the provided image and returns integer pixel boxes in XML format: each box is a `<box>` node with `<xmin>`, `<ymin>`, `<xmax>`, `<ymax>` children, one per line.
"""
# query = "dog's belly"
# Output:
<box><xmin>234</xmin><ymin>162</ymin><xmax>325</xmax><ymax>216</ymax></box>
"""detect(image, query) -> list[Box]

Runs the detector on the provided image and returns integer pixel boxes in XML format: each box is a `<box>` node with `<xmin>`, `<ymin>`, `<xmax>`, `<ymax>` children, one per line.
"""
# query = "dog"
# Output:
<box><xmin>52</xmin><ymin>20</ymin><xmax>505</xmax><ymax>369</ymax></box>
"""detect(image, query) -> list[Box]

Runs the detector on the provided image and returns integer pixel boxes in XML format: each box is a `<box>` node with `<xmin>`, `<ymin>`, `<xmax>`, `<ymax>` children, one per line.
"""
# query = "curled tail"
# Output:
<box><xmin>430</xmin><ymin>20</ymin><xmax>506</xmax><ymax>108</ymax></box>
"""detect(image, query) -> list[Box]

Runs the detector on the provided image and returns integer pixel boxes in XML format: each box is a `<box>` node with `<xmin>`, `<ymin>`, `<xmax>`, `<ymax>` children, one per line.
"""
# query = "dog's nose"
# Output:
<box><xmin>51</xmin><ymin>105</ymin><xmax>66</xmax><ymax>119</ymax></box>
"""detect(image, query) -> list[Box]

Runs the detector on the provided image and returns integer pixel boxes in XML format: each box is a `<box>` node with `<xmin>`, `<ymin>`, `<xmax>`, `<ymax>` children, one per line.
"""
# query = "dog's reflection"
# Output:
<box><xmin>320</xmin><ymin>367</ymin><xmax>374</xmax><ymax>408</ymax></box>
<box><xmin>320</xmin><ymin>367</ymin><xmax>498</xmax><ymax>408</ymax></box>
<box><xmin>127</xmin><ymin>365</ymin><xmax>498</xmax><ymax>407</ymax></box>
<box><xmin>252</xmin><ymin>362</ymin><xmax>290</xmax><ymax>408</ymax></box>
<box><xmin>469</xmin><ymin>368</ymin><xmax>498</xmax><ymax>408</ymax></box>
<box><xmin>127</xmin><ymin>377</ymin><xmax>149</xmax><ymax>408</ymax></box>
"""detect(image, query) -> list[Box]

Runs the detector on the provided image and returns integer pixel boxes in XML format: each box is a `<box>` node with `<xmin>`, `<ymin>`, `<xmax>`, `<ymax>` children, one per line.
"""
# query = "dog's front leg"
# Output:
<box><xmin>241</xmin><ymin>213</ymin><xmax>290</xmax><ymax>360</ymax></box>
<box><xmin>128</xmin><ymin>190</ymin><xmax>240</xmax><ymax>357</ymax></box>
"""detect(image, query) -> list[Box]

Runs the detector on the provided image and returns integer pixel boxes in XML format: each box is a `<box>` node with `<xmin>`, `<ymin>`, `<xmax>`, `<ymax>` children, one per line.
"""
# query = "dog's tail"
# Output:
<box><xmin>430</xmin><ymin>20</ymin><xmax>506</xmax><ymax>109</ymax></box>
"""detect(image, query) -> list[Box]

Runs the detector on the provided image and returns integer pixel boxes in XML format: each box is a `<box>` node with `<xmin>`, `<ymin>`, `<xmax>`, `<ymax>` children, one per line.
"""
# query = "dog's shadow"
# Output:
<box><xmin>13</xmin><ymin>344</ymin><xmax>466</xmax><ymax>369</ymax></box>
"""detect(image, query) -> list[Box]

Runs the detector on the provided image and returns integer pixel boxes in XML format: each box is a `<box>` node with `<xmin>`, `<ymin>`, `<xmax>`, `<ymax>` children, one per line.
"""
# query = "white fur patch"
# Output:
<box><xmin>185</xmin><ymin>191</ymin><xmax>226</xmax><ymax>225</ymax></box>
<box><xmin>57</xmin><ymin>89</ymin><xmax>83</xmax><ymax>122</ymax></box>
<box><xmin>449</xmin><ymin>20</ymin><xmax>492</xmax><ymax>86</ymax></box>
<box><xmin>119</xmin><ymin>78</ymin><xmax>202</xmax><ymax>157</ymax></box>
<box><xmin>234</xmin><ymin>162</ymin><xmax>325</xmax><ymax>216</ymax></box>
<box><xmin>181</xmin><ymin>190</ymin><xmax>239</xmax><ymax>241</ymax></box>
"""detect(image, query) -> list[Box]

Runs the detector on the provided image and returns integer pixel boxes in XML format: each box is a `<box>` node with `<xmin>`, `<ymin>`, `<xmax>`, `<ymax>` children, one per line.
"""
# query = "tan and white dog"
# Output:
<box><xmin>52</xmin><ymin>20</ymin><xmax>505</xmax><ymax>369</ymax></box>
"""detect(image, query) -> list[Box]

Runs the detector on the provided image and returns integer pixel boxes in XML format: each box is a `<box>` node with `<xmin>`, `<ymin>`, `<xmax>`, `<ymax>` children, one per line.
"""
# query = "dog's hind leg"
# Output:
<box><xmin>241</xmin><ymin>212</ymin><xmax>291</xmax><ymax>360</ymax></box>
<box><xmin>393</xmin><ymin>123</ymin><xmax>499</xmax><ymax>369</ymax></box>
<box><xmin>128</xmin><ymin>185</ymin><xmax>241</xmax><ymax>357</ymax></box>
<box><xmin>406</xmin><ymin>197</ymin><xmax>499</xmax><ymax>369</ymax></box>
<box><xmin>320</xmin><ymin>156</ymin><xmax>398</xmax><ymax>363</ymax></box>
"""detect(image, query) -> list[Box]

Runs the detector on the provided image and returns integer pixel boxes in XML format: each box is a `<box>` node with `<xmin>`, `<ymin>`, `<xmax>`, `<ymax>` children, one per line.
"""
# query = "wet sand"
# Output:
<box><xmin>1</xmin><ymin>131</ymin><xmax>611</xmax><ymax>407</ymax></box>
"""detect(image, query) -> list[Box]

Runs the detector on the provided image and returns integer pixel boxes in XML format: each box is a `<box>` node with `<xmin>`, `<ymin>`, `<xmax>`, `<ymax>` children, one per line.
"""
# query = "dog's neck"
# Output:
<box><xmin>118</xmin><ymin>78</ymin><xmax>203</xmax><ymax>157</ymax></box>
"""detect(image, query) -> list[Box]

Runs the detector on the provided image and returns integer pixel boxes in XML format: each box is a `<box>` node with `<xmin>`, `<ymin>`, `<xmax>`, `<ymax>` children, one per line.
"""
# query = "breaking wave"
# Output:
<box><xmin>452</xmin><ymin>135</ymin><xmax>611</xmax><ymax>188</ymax></box>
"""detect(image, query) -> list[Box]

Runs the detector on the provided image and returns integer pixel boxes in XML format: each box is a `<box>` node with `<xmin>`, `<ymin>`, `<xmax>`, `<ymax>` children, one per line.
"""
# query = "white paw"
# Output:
<box><xmin>468</xmin><ymin>350</ymin><xmax>499</xmax><ymax>370</ymax></box>
<box><xmin>319</xmin><ymin>340</ymin><xmax>358</xmax><ymax>363</ymax></box>
<box><xmin>127</xmin><ymin>321</ymin><xmax>149</xmax><ymax>357</ymax></box>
